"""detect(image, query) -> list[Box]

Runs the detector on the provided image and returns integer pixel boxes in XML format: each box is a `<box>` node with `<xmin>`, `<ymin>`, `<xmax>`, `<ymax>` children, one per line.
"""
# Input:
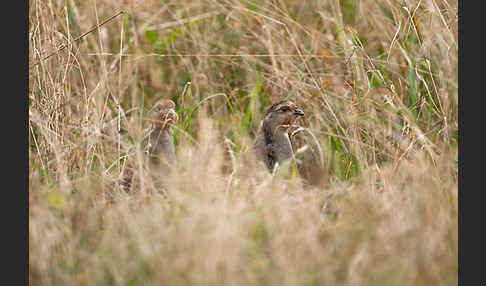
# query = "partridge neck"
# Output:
<box><xmin>149</xmin><ymin>127</ymin><xmax>176</xmax><ymax>167</ymax></box>
<box><xmin>262</xmin><ymin>122</ymin><xmax>294</xmax><ymax>164</ymax></box>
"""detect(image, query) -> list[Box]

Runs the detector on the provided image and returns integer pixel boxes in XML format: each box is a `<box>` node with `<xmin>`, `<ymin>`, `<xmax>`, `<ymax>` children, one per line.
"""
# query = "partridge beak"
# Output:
<box><xmin>293</xmin><ymin>108</ymin><xmax>304</xmax><ymax>116</ymax></box>
<box><xmin>168</xmin><ymin>108</ymin><xmax>178</xmax><ymax>122</ymax></box>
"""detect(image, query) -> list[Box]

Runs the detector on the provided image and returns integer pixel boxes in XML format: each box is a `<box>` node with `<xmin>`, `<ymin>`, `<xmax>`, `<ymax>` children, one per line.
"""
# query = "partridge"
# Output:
<box><xmin>142</xmin><ymin>99</ymin><xmax>178</xmax><ymax>169</ymax></box>
<box><xmin>253</xmin><ymin>100</ymin><xmax>305</xmax><ymax>172</ymax></box>
<box><xmin>121</xmin><ymin>99</ymin><xmax>178</xmax><ymax>193</ymax></box>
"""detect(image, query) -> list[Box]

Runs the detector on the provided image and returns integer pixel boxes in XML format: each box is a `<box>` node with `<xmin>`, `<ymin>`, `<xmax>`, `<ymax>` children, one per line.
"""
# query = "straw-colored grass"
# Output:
<box><xmin>29</xmin><ymin>0</ymin><xmax>457</xmax><ymax>285</ymax></box>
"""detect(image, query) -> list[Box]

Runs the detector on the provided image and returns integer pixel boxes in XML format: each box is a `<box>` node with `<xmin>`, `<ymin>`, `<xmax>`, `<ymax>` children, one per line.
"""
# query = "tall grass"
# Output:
<box><xmin>29</xmin><ymin>0</ymin><xmax>457</xmax><ymax>285</ymax></box>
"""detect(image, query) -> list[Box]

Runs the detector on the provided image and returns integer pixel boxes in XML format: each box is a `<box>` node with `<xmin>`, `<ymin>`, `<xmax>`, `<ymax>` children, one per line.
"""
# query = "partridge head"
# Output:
<box><xmin>261</xmin><ymin>100</ymin><xmax>304</xmax><ymax>134</ymax></box>
<box><xmin>148</xmin><ymin>99</ymin><xmax>178</xmax><ymax>130</ymax></box>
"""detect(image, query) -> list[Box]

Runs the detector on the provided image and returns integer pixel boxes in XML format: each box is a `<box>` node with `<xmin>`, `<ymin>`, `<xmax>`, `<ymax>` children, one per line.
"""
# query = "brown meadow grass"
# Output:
<box><xmin>29</xmin><ymin>0</ymin><xmax>457</xmax><ymax>285</ymax></box>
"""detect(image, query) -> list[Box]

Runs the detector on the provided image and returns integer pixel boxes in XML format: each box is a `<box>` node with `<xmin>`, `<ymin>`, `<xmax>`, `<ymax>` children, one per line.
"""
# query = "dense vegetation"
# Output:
<box><xmin>29</xmin><ymin>0</ymin><xmax>457</xmax><ymax>285</ymax></box>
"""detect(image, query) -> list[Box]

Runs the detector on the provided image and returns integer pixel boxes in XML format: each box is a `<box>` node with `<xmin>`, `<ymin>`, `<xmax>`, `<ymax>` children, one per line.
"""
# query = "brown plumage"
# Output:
<box><xmin>121</xmin><ymin>99</ymin><xmax>178</xmax><ymax>193</ymax></box>
<box><xmin>253</xmin><ymin>100</ymin><xmax>305</xmax><ymax>172</ymax></box>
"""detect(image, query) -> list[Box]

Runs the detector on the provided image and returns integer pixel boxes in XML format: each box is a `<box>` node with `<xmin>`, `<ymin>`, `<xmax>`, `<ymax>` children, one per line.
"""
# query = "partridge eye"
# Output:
<box><xmin>280</xmin><ymin>107</ymin><xmax>289</xmax><ymax>112</ymax></box>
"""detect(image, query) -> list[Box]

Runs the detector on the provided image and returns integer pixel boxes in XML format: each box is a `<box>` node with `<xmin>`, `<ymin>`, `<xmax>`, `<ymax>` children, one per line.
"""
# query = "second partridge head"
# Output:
<box><xmin>148</xmin><ymin>99</ymin><xmax>178</xmax><ymax>129</ymax></box>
